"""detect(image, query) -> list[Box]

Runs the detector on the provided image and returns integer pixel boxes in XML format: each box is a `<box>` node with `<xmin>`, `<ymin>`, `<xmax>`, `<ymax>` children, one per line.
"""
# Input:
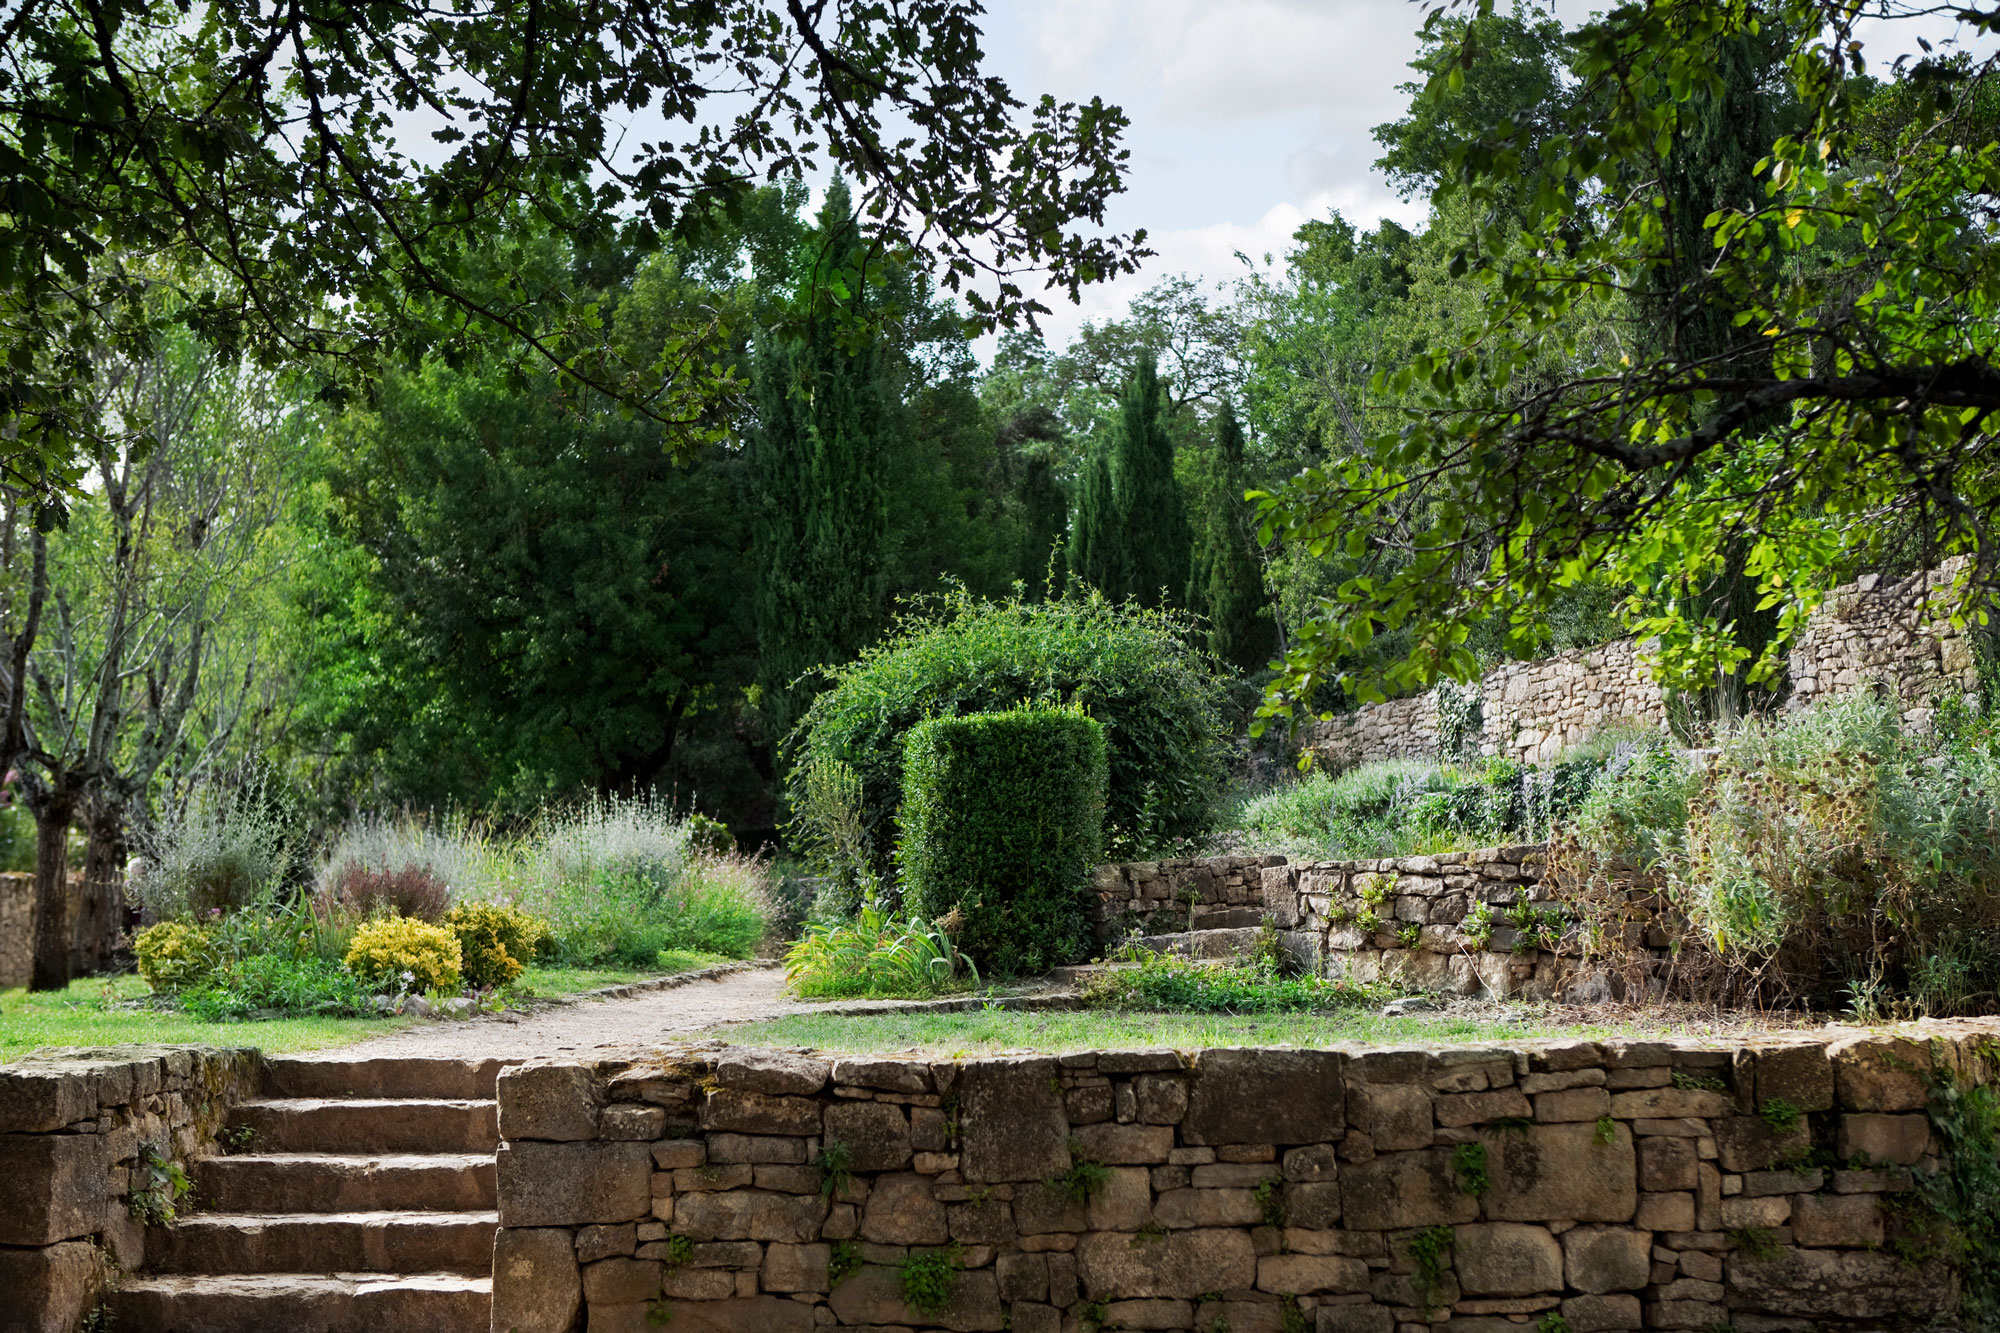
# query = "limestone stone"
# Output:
<box><xmin>1284</xmin><ymin>1181</ymin><xmax>1341</xmax><ymax>1229</ymax></box>
<box><xmin>1132</xmin><ymin>1075</ymin><xmax>1188</xmax><ymax>1125</ymax></box>
<box><xmin>1481</xmin><ymin>1122</ymin><xmax>1637</xmax><ymax>1223</ymax></box>
<box><xmin>1013</xmin><ymin>1181</ymin><xmax>1087</xmax><ymax>1234</ymax></box>
<box><xmin>677</xmin><ymin>1163</ymin><xmax>752</xmax><ymax>1191</ymax></box>
<box><xmin>0</xmin><ymin>1131</ymin><xmax>107</xmax><ymax>1245</ymax></box>
<box><xmin>1827</xmin><ymin>1034</ymin><xmax>1931</xmax><ymax>1112</ymax></box>
<box><xmin>1633</xmin><ymin>1192</ymin><xmax>1696</xmax><ymax>1232</ymax></box>
<box><xmin>600</xmin><ymin>1103</ymin><xmax>667</xmax><ymax>1141</ymax></box>
<box><xmin>1453</xmin><ymin>1223</ymin><xmax>1562</xmax><ymax>1296</ymax></box>
<box><xmin>1606</xmin><ymin>1088</ymin><xmax>1735</xmax><ymax>1119</ymax></box>
<box><xmin>1086</xmin><ymin>1167</ymin><xmax>1154</xmax><ymax>1232</ymax></box>
<box><xmin>1283</xmin><ymin>1144</ymin><xmax>1338</xmax><ymax>1182</ymax></box>
<box><xmin>496</xmin><ymin>1140</ymin><xmax>650</xmax><ymax>1227</ymax></box>
<box><xmin>997</xmin><ymin>1251</ymin><xmax>1048</xmax><ymax>1302</ymax></box>
<box><xmin>1791</xmin><ymin>1193</ymin><xmax>1883</xmax><ymax>1248</ymax></box>
<box><xmin>1752</xmin><ymin>1044</ymin><xmax>1835</xmax><ymax>1113</ymax></box>
<box><xmin>652</xmin><ymin>1140</ymin><xmax>706</xmax><ymax>1169</ymax></box>
<box><xmin>1344</xmin><ymin>1083</ymin><xmax>1432</xmax><ymax>1152</ymax></box>
<box><xmin>826</xmin><ymin>1262</ymin><xmax>1005</xmax><ymax>1331</ymax></box>
<box><xmin>639</xmin><ymin>1294</ymin><xmax>816</xmax><ymax>1333</ymax></box>
<box><xmin>1255</xmin><ymin>1252</ymin><xmax>1369</xmax><ymax>1294</ymax></box>
<box><xmin>1076</xmin><ymin>1227</ymin><xmax>1257</xmax><ymax>1298</ymax></box>
<box><xmin>1713</xmin><ymin>1117</ymin><xmax>1809</xmax><ymax>1173</ymax></box>
<box><xmin>1154</xmin><ymin>1187</ymin><xmax>1261</xmax><ymax>1228</ymax></box>
<box><xmin>1561</xmin><ymin>1226</ymin><xmax>1651</xmax><ymax>1294</ymax></box>
<box><xmin>583</xmin><ymin>1256</ymin><xmax>664</xmax><ymax>1304</ymax></box>
<box><xmin>1726</xmin><ymin>1248</ymin><xmax>1953</xmax><ymax>1319</ymax></box>
<box><xmin>673</xmin><ymin>1189</ymin><xmax>828</xmax><ymax>1242</ymax></box>
<box><xmin>949</xmin><ymin>1196</ymin><xmax>1016</xmax><ymax>1244</ymax></box>
<box><xmin>0</xmin><ymin>1067</ymin><xmax>94</xmax><ymax>1134</ymax></box>
<box><xmin>1717</xmin><ymin>1194</ymin><xmax>1789</xmax><ymax>1228</ymax></box>
<box><xmin>1534</xmin><ymin>1087</ymin><xmax>1611</xmax><ymax>1123</ymax></box>
<box><xmin>831</xmin><ymin>1057</ymin><xmax>933</xmax><ymax>1094</ymax></box>
<box><xmin>1185</xmin><ymin>1049</ymin><xmax>1341</xmax><ymax>1145</ymax></box>
<box><xmin>960</xmin><ymin>1058</ymin><xmax>1069</xmax><ymax>1183</ymax></box>
<box><xmin>1435</xmin><ymin>1089</ymin><xmax>1531</xmax><ymax>1127</ymax></box>
<box><xmin>0</xmin><ymin>1239</ymin><xmax>99</xmax><ymax>1333</ymax></box>
<box><xmin>1066</xmin><ymin>1083</ymin><xmax>1113</xmax><ymax>1124</ymax></box>
<box><xmin>1100</xmin><ymin>1299</ymin><xmax>1192</xmax><ymax>1330</ymax></box>
<box><xmin>1638</xmin><ymin>1135</ymin><xmax>1697</xmax><ymax>1191</ymax></box>
<box><xmin>823</xmin><ymin>1101</ymin><xmax>913</xmax><ymax>1172</ymax></box>
<box><xmin>1339</xmin><ymin>1149</ymin><xmax>1481</xmax><ymax>1230</ymax></box>
<box><xmin>1836</xmin><ymin>1112</ymin><xmax>1930</xmax><ymax>1166</ymax></box>
<box><xmin>1011</xmin><ymin>1301</ymin><xmax>1061</xmax><ymax>1333</ymax></box>
<box><xmin>716</xmin><ymin>1050</ymin><xmax>829</xmax><ymax>1096</ymax></box>
<box><xmin>577</xmin><ymin>1223</ymin><xmax>638</xmax><ymax>1263</ymax></box>
<box><xmin>706</xmin><ymin>1133</ymin><xmax>807</xmax><ymax>1165</ymax></box>
<box><xmin>1316</xmin><ymin>1305</ymin><xmax>1394</xmax><ymax>1333</ymax></box>
<box><xmin>659</xmin><ymin>1266</ymin><xmax>733</xmax><ymax>1300</ymax></box>
<box><xmin>498</xmin><ymin>1063</ymin><xmax>602</xmax><ymax>1141</ymax></box>
<box><xmin>859</xmin><ymin>1172</ymin><xmax>948</xmax><ymax>1244</ymax></box>
<box><xmin>1559</xmin><ymin>1292</ymin><xmax>1642</xmax><ymax>1333</ymax></box>
<box><xmin>761</xmin><ymin>1242</ymin><xmax>831</xmax><ymax>1293</ymax></box>
<box><xmin>1069</xmin><ymin>1122</ymin><xmax>1174</xmax><ymax>1165</ymax></box>
<box><xmin>699</xmin><ymin>1089</ymin><xmax>821</xmax><ymax>1136</ymax></box>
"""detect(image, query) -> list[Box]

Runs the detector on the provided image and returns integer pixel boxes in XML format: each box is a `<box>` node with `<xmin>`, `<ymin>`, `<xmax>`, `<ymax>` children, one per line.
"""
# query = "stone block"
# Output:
<box><xmin>1452</xmin><ymin>1222</ymin><xmax>1561</xmax><ymax>1296</ymax></box>
<box><xmin>0</xmin><ymin>1132</ymin><xmax>108</xmax><ymax>1244</ymax></box>
<box><xmin>1638</xmin><ymin>1136</ymin><xmax>1697</xmax><ymax>1191</ymax></box>
<box><xmin>1717</xmin><ymin>1194</ymin><xmax>1789</xmax><ymax>1228</ymax></box>
<box><xmin>1076</xmin><ymin>1227</ymin><xmax>1257</xmax><ymax>1298</ymax></box>
<box><xmin>1481</xmin><ymin>1122</ymin><xmax>1636</xmax><ymax>1224</ymax></box>
<box><xmin>1283</xmin><ymin>1143</ymin><xmax>1338</xmax><ymax>1182</ymax></box>
<box><xmin>1013</xmin><ymin>1181</ymin><xmax>1087</xmax><ymax>1234</ymax></box>
<box><xmin>1344</xmin><ymin>1083</ymin><xmax>1432</xmax><ymax>1152</ymax></box>
<box><xmin>577</xmin><ymin>1223</ymin><xmax>638</xmax><ymax>1263</ymax></box>
<box><xmin>1836</xmin><ymin>1113</ymin><xmax>1930</xmax><ymax>1166</ymax></box>
<box><xmin>1087</xmin><ymin>1167</ymin><xmax>1154</xmax><ymax>1232</ymax></box>
<box><xmin>1284</xmin><ymin>1180</ymin><xmax>1341</xmax><ymax>1229</ymax></box>
<box><xmin>1752</xmin><ymin>1045</ymin><xmax>1835</xmax><ymax>1113</ymax></box>
<box><xmin>1827</xmin><ymin>1034</ymin><xmax>1931</xmax><ymax>1112</ymax></box>
<box><xmin>498</xmin><ymin>1063</ymin><xmax>602</xmax><ymax>1141</ymax></box>
<box><xmin>700</xmin><ymin>1089</ymin><xmax>821</xmax><ymax>1136</ymax></box>
<box><xmin>673</xmin><ymin>1190</ymin><xmax>828</xmax><ymax>1242</ymax></box>
<box><xmin>1316</xmin><ymin>1305</ymin><xmax>1394</xmax><ymax>1333</ymax></box>
<box><xmin>960</xmin><ymin>1058</ymin><xmax>1069</xmax><ymax>1183</ymax></box>
<box><xmin>1185</xmin><ymin>1049</ymin><xmax>1341</xmax><ymax>1146</ymax></box>
<box><xmin>1132</xmin><ymin>1075</ymin><xmax>1188</xmax><ymax>1125</ymax></box>
<box><xmin>1714</xmin><ymin>1116</ymin><xmax>1809</xmax><ymax>1173</ymax></box>
<box><xmin>707</xmin><ymin>1134</ymin><xmax>807</xmax><ymax>1166</ymax></box>
<box><xmin>584</xmin><ymin>1256</ymin><xmax>664</xmax><ymax>1304</ymax></box>
<box><xmin>716</xmin><ymin>1050</ymin><xmax>829</xmax><ymax>1096</ymax></box>
<box><xmin>652</xmin><ymin>1140</ymin><xmax>706</xmax><ymax>1169</ymax></box>
<box><xmin>831</xmin><ymin>1056</ymin><xmax>933</xmax><ymax>1094</ymax></box>
<box><xmin>827</xmin><ymin>1262</ymin><xmax>1005</xmax><ymax>1331</ymax></box>
<box><xmin>761</xmin><ymin>1241</ymin><xmax>831</xmax><ymax>1292</ymax></box>
<box><xmin>1435</xmin><ymin>1089</ymin><xmax>1532</xmax><ymax>1127</ymax></box>
<box><xmin>1561</xmin><ymin>1226</ymin><xmax>1650</xmax><ymax>1293</ymax></box>
<box><xmin>1070</xmin><ymin>1122</ymin><xmax>1174</xmax><ymax>1165</ymax></box>
<box><xmin>1726</xmin><ymin>1248</ymin><xmax>1953</xmax><ymax>1319</ymax></box>
<box><xmin>823</xmin><ymin>1100</ymin><xmax>912</xmax><ymax>1172</ymax></box>
<box><xmin>1560</xmin><ymin>1292</ymin><xmax>1642</xmax><ymax>1332</ymax></box>
<box><xmin>0</xmin><ymin>1239</ymin><xmax>100</xmax><ymax>1333</ymax></box>
<box><xmin>641</xmin><ymin>1295</ymin><xmax>816</xmax><ymax>1333</ymax></box>
<box><xmin>1633</xmin><ymin>1191</ymin><xmax>1696</xmax><ymax>1232</ymax></box>
<box><xmin>491</xmin><ymin>1228</ymin><xmax>586</xmax><ymax>1333</ymax></box>
<box><xmin>676</xmin><ymin>1163</ymin><xmax>752</xmax><ymax>1192</ymax></box>
<box><xmin>1339</xmin><ymin>1149</ymin><xmax>1481</xmax><ymax>1230</ymax></box>
<box><xmin>949</xmin><ymin>1196</ymin><xmax>1016</xmax><ymax>1244</ymax></box>
<box><xmin>1606</xmin><ymin>1088</ymin><xmax>1734</xmax><ymax>1119</ymax></box>
<box><xmin>1255</xmin><ymin>1252</ymin><xmax>1369</xmax><ymax>1294</ymax></box>
<box><xmin>1102</xmin><ymin>1298</ymin><xmax>1193</xmax><ymax>1329</ymax></box>
<box><xmin>1535</xmin><ymin>1087</ymin><xmax>1611</xmax><ymax>1123</ymax></box>
<box><xmin>859</xmin><ymin>1172</ymin><xmax>947</xmax><ymax>1244</ymax></box>
<box><xmin>1154</xmin><ymin>1187</ymin><xmax>1261</xmax><ymax>1228</ymax></box>
<box><xmin>1789</xmin><ymin>1192</ymin><xmax>1883</xmax><ymax>1249</ymax></box>
<box><xmin>997</xmin><ymin>1251</ymin><xmax>1047</xmax><ymax>1302</ymax></box>
<box><xmin>0</xmin><ymin>1067</ymin><xmax>94</xmax><ymax>1134</ymax></box>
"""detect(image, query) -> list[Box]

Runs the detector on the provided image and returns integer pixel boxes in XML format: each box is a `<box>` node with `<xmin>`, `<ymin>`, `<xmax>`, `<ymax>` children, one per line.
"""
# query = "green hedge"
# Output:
<box><xmin>897</xmin><ymin>706</ymin><xmax>1108</xmax><ymax>975</ymax></box>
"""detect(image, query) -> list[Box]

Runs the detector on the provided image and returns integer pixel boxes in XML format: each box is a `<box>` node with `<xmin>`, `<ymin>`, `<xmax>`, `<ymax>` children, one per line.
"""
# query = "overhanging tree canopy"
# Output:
<box><xmin>0</xmin><ymin>0</ymin><xmax>1147</xmax><ymax>506</ymax></box>
<box><xmin>1255</xmin><ymin>0</ymin><xmax>2000</xmax><ymax>732</ymax></box>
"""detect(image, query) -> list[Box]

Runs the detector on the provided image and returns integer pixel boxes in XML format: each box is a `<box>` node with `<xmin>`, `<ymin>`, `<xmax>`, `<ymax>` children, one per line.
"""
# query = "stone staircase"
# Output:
<box><xmin>110</xmin><ymin>1055</ymin><xmax>514</xmax><ymax>1332</ymax></box>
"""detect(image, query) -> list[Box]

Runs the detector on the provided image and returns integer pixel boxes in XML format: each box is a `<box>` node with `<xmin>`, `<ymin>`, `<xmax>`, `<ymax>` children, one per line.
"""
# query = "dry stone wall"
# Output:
<box><xmin>1785</xmin><ymin>560</ymin><xmax>1981</xmax><ymax>730</ymax></box>
<box><xmin>0</xmin><ymin>1045</ymin><xmax>257</xmax><ymax>1332</ymax></box>
<box><xmin>1091</xmin><ymin>849</ymin><xmax>1659</xmax><ymax>1001</ymax></box>
<box><xmin>492</xmin><ymin>1027</ymin><xmax>1998</xmax><ymax>1333</ymax></box>
<box><xmin>0</xmin><ymin>873</ymin><xmax>85</xmax><ymax>989</ymax></box>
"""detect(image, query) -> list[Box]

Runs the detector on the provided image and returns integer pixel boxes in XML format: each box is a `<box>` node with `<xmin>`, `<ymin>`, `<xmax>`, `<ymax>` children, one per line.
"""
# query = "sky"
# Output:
<box><xmin>972</xmin><ymin>0</ymin><xmax>1991</xmax><ymax>354</ymax></box>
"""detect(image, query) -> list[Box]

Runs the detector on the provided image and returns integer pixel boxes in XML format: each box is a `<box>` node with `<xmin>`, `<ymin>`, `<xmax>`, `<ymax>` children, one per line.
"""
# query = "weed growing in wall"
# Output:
<box><xmin>1918</xmin><ymin>1064</ymin><xmax>2000</xmax><ymax>1325</ymax></box>
<box><xmin>899</xmin><ymin>1245</ymin><xmax>964</xmax><ymax>1317</ymax></box>
<box><xmin>1052</xmin><ymin>1146</ymin><xmax>1111</xmax><ymax>1203</ymax></box>
<box><xmin>816</xmin><ymin>1142</ymin><xmax>854</xmax><ymax>1198</ymax></box>
<box><xmin>1452</xmin><ymin>1141</ymin><xmax>1490</xmax><ymax>1197</ymax></box>
<box><xmin>129</xmin><ymin>1142</ymin><xmax>191</xmax><ymax>1225</ymax></box>
<box><xmin>1759</xmin><ymin>1099</ymin><xmax>1802</xmax><ymax>1135</ymax></box>
<box><xmin>827</xmin><ymin>1241</ymin><xmax>862</xmax><ymax>1287</ymax></box>
<box><xmin>1407</xmin><ymin>1225</ymin><xmax>1454</xmax><ymax>1315</ymax></box>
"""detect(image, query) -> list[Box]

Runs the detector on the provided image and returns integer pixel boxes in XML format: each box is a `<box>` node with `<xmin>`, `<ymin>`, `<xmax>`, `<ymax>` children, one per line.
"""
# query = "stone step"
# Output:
<box><xmin>228</xmin><ymin>1097</ymin><xmax>499</xmax><ymax>1154</ymax></box>
<box><xmin>1131</xmin><ymin>927</ymin><xmax>1267</xmax><ymax>959</ymax></box>
<box><xmin>108</xmin><ymin>1271</ymin><xmax>491</xmax><ymax>1332</ymax></box>
<box><xmin>261</xmin><ymin>1055</ymin><xmax>515</xmax><ymax>1101</ymax></box>
<box><xmin>146</xmin><ymin>1210</ymin><xmax>498</xmax><ymax>1275</ymax></box>
<box><xmin>1188</xmin><ymin>905</ymin><xmax>1270</xmax><ymax>929</ymax></box>
<box><xmin>193</xmin><ymin>1152</ymin><xmax>497</xmax><ymax>1213</ymax></box>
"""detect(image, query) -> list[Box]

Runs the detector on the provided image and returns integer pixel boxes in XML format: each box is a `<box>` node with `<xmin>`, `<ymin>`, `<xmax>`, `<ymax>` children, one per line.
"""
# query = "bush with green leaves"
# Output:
<box><xmin>131</xmin><ymin>775</ymin><xmax>296</xmax><ymax>920</ymax></box>
<box><xmin>784</xmin><ymin>906</ymin><xmax>980</xmax><ymax>999</ymax></box>
<box><xmin>790</xmin><ymin>588</ymin><xmax>1232</xmax><ymax>864</ymax></box>
<box><xmin>897</xmin><ymin>706</ymin><xmax>1107</xmax><ymax>975</ymax></box>
<box><xmin>1083</xmin><ymin>948</ymin><xmax>1398</xmax><ymax>1013</ymax></box>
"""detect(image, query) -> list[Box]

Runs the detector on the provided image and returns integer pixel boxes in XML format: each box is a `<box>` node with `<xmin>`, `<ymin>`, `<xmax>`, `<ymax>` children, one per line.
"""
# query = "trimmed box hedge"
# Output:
<box><xmin>897</xmin><ymin>706</ymin><xmax>1108</xmax><ymax>975</ymax></box>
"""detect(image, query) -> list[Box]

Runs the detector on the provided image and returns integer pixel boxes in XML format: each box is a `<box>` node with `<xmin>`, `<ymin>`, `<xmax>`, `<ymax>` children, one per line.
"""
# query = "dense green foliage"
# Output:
<box><xmin>897</xmin><ymin>708</ymin><xmax>1107</xmax><ymax>975</ymax></box>
<box><xmin>784</xmin><ymin>907</ymin><xmax>980</xmax><ymax>1000</ymax></box>
<box><xmin>1084</xmin><ymin>949</ymin><xmax>1397</xmax><ymax>1014</ymax></box>
<box><xmin>790</xmin><ymin>590</ymin><xmax>1233</xmax><ymax>866</ymax></box>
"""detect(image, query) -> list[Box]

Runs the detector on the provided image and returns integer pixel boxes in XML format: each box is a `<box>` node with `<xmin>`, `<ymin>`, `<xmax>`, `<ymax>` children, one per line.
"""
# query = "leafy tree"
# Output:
<box><xmin>1254</xmin><ymin>0</ymin><xmax>2000</xmax><ymax>729</ymax></box>
<box><xmin>0</xmin><ymin>0</ymin><xmax>1145</xmax><ymax>505</ymax></box>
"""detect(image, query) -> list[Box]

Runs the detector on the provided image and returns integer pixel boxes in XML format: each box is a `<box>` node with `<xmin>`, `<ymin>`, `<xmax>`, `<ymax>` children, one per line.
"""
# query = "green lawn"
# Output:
<box><xmin>706</xmin><ymin>1004</ymin><xmax>1807</xmax><ymax>1056</ymax></box>
<box><xmin>1</xmin><ymin>953</ymin><xmax>732</xmax><ymax>1063</ymax></box>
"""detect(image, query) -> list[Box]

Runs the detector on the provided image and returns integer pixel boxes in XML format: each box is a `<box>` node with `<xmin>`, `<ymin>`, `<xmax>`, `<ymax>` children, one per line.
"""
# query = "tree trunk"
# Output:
<box><xmin>28</xmin><ymin>794</ymin><xmax>74</xmax><ymax>992</ymax></box>
<box><xmin>74</xmin><ymin>807</ymin><xmax>127</xmax><ymax>976</ymax></box>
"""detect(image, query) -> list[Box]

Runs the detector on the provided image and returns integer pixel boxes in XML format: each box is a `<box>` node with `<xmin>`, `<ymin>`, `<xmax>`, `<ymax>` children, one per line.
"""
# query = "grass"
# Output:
<box><xmin>699</xmin><ymin>1006</ymin><xmax>1680</xmax><ymax>1055</ymax></box>
<box><xmin>0</xmin><ymin>954</ymin><xmax>729</xmax><ymax>1063</ymax></box>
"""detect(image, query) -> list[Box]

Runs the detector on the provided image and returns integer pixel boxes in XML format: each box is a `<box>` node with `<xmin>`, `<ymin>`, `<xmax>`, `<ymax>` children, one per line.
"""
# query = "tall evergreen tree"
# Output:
<box><xmin>1015</xmin><ymin>449</ymin><xmax>1068</xmax><ymax>598</ymax></box>
<box><xmin>1190</xmin><ymin>405</ymin><xmax>1276</xmax><ymax>671</ymax></box>
<box><xmin>1108</xmin><ymin>353</ymin><xmax>1190</xmax><ymax>608</ymax></box>
<box><xmin>750</xmin><ymin>183</ymin><xmax>894</xmax><ymax>728</ymax></box>
<box><xmin>1067</xmin><ymin>438</ymin><xmax>1119</xmax><ymax>595</ymax></box>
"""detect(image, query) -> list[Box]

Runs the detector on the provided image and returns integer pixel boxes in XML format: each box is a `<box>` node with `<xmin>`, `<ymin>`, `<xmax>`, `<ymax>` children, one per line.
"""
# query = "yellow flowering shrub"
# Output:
<box><xmin>443</xmin><ymin>902</ymin><xmax>548</xmax><ymax>988</ymax></box>
<box><xmin>133</xmin><ymin>921</ymin><xmax>219</xmax><ymax>991</ymax></box>
<box><xmin>344</xmin><ymin>915</ymin><xmax>463</xmax><ymax>993</ymax></box>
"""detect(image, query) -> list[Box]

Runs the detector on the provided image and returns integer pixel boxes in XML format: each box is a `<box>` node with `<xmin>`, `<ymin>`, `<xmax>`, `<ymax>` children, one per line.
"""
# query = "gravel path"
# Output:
<box><xmin>334</xmin><ymin>964</ymin><xmax>806</xmax><ymax>1061</ymax></box>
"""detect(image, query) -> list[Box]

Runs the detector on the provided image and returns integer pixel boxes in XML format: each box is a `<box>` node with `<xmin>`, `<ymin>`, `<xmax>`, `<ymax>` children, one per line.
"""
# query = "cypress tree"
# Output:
<box><xmin>1015</xmin><ymin>449</ymin><xmax>1067</xmax><ymax>598</ymax></box>
<box><xmin>1066</xmin><ymin>436</ymin><xmax>1119</xmax><ymax>595</ymax></box>
<box><xmin>1108</xmin><ymin>352</ymin><xmax>1190</xmax><ymax>608</ymax></box>
<box><xmin>1191</xmin><ymin>404</ymin><xmax>1277</xmax><ymax>670</ymax></box>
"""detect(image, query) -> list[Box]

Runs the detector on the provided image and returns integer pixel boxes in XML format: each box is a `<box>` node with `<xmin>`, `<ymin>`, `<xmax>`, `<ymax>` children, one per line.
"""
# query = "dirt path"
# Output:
<box><xmin>335</xmin><ymin>964</ymin><xmax>804</xmax><ymax>1061</ymax></box>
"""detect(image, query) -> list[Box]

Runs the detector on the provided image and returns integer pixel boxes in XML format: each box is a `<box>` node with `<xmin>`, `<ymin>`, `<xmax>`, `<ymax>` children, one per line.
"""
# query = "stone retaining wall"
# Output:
<box><xmin>1092</xmin><ymin>850</ymin><xmax>1657</xmax><ymax>1001</ymax></box>
<box><xmin>492</xmin><ymin>1026</ymin><xmax>1996</xmax><ymax>1333</ymax></box>
<box><xmin>0</xmin><ymin>1045</ymin><xmax>258</xmax><ymax>1331</ymax></box>
<box><xmin>1785</xmin><ymin>559</ymin><xmax>1980</xmax><ymax>730</ymax></box>
<box><xmin>0</xmin><ymin>873</ymin><xmax>85</xmax><ymax>989</ymax></box>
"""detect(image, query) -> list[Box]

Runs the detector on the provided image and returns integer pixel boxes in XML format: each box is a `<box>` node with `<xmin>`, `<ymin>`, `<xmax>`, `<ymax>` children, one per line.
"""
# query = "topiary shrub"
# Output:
<box><xmin>344</xmin><ymin>915</ymin><xmax>464</xmax><ymax>993</ymax></box>
<box><xmin>444</xmin><ymin>901</ymin><xmax>549</xmax><ymax>988</ymax></box>
<box><xmin>896</xmin><ymin>706</ymin><xmax>1107</xmax><ymax>975</ymax></box>
<box><xmin>133</xmin><ymin>920</ymin><xmax>220</xmax><ymax>991</ymax></box>
<box><xmin>791</xmin><ymin>589</ymin><xmax>1231</xmax><ymax>864</ymax></box>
